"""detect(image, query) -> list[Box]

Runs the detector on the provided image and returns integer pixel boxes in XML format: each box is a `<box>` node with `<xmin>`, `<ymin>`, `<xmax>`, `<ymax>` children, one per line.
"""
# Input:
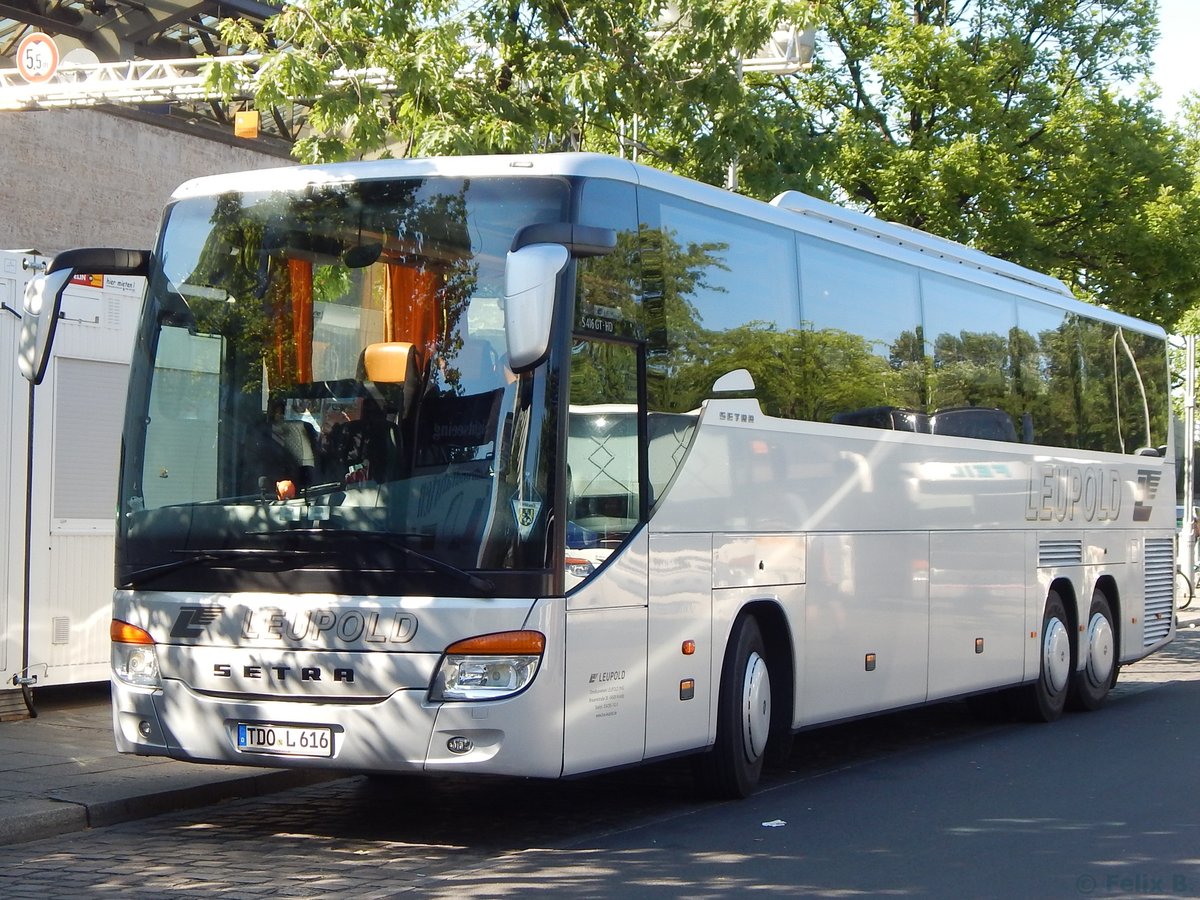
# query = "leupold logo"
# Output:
<box><xmin>1133</xmin><ymin>469</ymin><xmax>1162</xmax><ymax>522</ymax></box>
<box><xmin>169</xmin><ymin>606</ymin><xmax>419</xmax><ymax>644</ymax></box>
<box><xmin>1025</xmin><ymin>464</ymin><xmax>1121</xmax><ymax>523</ymax></box>
<box><xmin>170</xmin><ymin>606</ymin><xmax>223</xmax><ymax>638</ymax></box>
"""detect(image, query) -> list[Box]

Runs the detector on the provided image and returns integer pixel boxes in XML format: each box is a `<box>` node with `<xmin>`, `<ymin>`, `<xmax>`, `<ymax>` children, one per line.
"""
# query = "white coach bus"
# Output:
<box><xmin>22</xmin><ymin>153</ymin><xmax>1175</xmax><ymax>797</ymax></box>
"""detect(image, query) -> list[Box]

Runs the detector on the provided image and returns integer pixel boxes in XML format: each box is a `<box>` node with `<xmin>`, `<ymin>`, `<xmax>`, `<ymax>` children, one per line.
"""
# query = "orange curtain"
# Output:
<box><xmin>289</xmin><ymin>258</ymin><xmax>314</xmax><ymax>383</ymax></box>
<box><xmin>267</xmin><ymin>267</ymin><xmax>291</xmax><ymax>387</ymax></box>
<box><xmin>387</xmin><ymin>265</ymin><xmax>440</xmax><ymax>352</ymax></box>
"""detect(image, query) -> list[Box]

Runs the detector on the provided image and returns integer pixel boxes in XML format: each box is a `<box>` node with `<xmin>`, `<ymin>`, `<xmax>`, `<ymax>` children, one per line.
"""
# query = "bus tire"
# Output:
<box><xmin>1068</xmin><ymin>590</ymin><xmax>1116</xmax><ymax>712</ymax></box>
<box><xmin>694</xmin><ymin>614</ymin><xmax>771</xmax><ymax>799</ymax></box>
<box><xmin>1020</xmin><ymin>590</ymin><xmax>1072</xmax><ymax>722</ymax></box>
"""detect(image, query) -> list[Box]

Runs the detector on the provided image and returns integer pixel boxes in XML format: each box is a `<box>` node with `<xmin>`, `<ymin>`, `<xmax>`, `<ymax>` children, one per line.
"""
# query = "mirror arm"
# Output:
<box><xmin>511</xmin><ymin>223</ymin><xmax>616</xmax><ymax>258</ymax></box>
<box><xmin>46</xmin><ymin>247</ymin><xmax>150</xmax><ymax>277</ymax></box>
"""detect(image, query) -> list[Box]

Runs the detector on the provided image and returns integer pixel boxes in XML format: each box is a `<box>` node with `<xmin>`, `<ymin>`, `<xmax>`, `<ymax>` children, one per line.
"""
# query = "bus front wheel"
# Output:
<box><xmin>1020</xmin><ymin>590</ymin><xmax>1072</xmax><ymax>722</ymax></box>
<box><xmin>694</xmin><ymin>614</ymin><xmax>771</xmax><ymax>799</ymax></box>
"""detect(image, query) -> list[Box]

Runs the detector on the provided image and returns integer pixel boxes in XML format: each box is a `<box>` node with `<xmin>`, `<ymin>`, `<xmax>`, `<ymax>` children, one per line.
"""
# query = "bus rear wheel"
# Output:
<box><xmin>1068</xmin><ymin>591</ymin><xmax>1116</xmax><ymax>711</ymax></box>
<box><xmin>1019</xmin><ymin>590</ymin><xmax>1072</xmax><ymax>722</ymax></box>
<box><xmin>694</xmin><ymin>614</ymin><xmax>771</xmax><ymax>799</ymax></box>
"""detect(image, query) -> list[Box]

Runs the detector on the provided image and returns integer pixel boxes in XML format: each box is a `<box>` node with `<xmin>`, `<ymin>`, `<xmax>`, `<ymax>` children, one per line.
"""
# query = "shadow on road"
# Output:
<box><xmin>3</xmin><ymin>630</ymin><xmax>1197</xmax><ymax>898</ymax></box>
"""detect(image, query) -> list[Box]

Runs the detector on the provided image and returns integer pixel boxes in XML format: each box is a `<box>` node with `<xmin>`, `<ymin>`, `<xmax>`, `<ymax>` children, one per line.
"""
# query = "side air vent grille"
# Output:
<box><xmin>1038</xmin><ymin>539</ymin><xmax>1083</xmax><ymax>568</ymax></box>
<box><xmin>1143</xmin><ymin>538</ymin><xmax>1174</xmax><ymax>647</ymax></box>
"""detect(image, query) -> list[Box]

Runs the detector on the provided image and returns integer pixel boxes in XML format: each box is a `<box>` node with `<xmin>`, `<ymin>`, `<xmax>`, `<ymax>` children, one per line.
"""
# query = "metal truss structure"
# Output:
<box><xmin>0</xmin><ymin>52</ymin><xmax>259</xmax><ymax>106</ymax></box>
<box><xmin>0</xmin><ymin>0</ymin><xmax>300</xmax><ymax>149</ymax></box>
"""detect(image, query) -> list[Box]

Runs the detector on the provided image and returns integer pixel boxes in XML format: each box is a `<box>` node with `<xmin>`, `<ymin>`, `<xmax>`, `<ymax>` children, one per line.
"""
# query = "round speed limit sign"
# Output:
<box><xmin>16</xmin><ymin>32</ymin><xmax>60</xmax><ymax>84</ymax></box>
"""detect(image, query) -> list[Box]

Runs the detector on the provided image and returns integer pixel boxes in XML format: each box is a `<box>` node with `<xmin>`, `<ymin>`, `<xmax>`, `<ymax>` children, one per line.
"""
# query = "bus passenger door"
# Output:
<box><xmin>561</xmin><ymin>531</ymin><xmax>648</xmax><ymax>775</ymax></box>
<box><xmin>562</xmin><ymin>338</ymin><xmax>649</xmax><ymax>775</ymax></box>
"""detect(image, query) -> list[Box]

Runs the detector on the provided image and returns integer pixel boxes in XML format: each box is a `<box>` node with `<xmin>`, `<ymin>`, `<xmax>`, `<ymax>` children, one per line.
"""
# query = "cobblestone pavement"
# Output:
<box><xmin>1117</xmin><ymin>616</ymin><xmax>1200</xmax><ymax>684</ymax></box>
<box><xmin>0</xmin><ymin>760</ymin><xmax>710</xmax><ymax>899</ymax></box>
<box><xmin>0</xmin><ymin>626</ymin><xmax>1195</xmax><ymax>899</ymax></box>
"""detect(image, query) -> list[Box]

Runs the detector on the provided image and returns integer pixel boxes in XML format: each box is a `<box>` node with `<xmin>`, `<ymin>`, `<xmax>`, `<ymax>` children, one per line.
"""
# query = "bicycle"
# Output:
<box><xmin>1177</xmin><ymin>566</ymin><xmax>1195</xmax><ymax>611</ymax></box>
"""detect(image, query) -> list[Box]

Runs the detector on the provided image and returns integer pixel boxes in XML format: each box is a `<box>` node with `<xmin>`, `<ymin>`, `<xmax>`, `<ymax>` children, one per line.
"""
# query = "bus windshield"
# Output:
<box><xmin>117</xmin><ymin>175</ymin><xmax>569</xmax><ymax>595</ymax></box>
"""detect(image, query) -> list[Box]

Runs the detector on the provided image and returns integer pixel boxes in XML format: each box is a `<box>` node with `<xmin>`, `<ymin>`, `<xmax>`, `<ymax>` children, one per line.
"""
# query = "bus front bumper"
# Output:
<box><xmin>111</xmin><ymin>679</ymin><xmax>565</xmax><ymax>778</ymax></box>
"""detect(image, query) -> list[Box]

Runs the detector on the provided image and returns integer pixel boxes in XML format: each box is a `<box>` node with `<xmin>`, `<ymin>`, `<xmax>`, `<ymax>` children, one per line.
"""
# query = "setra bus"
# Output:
<box><xmin>21</xmin><ymin>153</ymin><xmax>1176</xmax><ymax>798</ymax></box>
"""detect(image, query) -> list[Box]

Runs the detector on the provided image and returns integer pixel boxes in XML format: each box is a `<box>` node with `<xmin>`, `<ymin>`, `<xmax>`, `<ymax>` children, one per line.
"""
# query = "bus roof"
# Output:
<box><xmin>769</xmin><ymin>190</ymin><xmax>1075</xmax><ymax>300</ymax></box>
<box><xmin>169</xmin><ymin>153</ymin><xmax>640</xmax><ymax>200</ymax></box>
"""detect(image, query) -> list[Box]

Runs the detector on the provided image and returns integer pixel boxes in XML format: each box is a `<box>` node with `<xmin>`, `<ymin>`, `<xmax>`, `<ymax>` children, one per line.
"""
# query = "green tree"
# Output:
<box><xmin>744</xmin><ymin>0</ymin><xmax>1200</xmax><ymax>328</ymax></box>
<box><xmin>216</xmin><ymin>0</ymin><xmax>816</xmax><ymax>180</ymax></box>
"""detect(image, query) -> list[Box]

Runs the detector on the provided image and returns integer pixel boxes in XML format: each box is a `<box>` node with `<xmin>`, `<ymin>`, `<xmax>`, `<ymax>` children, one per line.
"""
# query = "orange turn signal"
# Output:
<box><xmin>110</xmin><ymin>619</ymin><xmax>155</xmax><ymax>645</ymax></box>
<box><xmin>445</xmin><ymin>631</ymin><xmax>545</xmax><ymax>655</ymax></box>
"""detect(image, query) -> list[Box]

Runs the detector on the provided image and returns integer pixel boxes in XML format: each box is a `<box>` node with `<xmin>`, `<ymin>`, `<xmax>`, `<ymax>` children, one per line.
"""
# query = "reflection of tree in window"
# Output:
<box><xmin>929</xmin><ymin>330</ymin><xmax>1012</xmax><ymax>411</ymax></box>
<box><xmin>570</xmin><ymin>340</ymin><xmax>638</xmax><ymax>407</ymax></box>
<box><xmin>641</xmin><ymin>226</ymin><xmax>724</xmax><ymax>414</ymax></box>
<box><xmin>801</xmin><ymin>236</ymin><xmax>922</xmax><ymax>420</ymax></box>
<box><xmin>180</xmin><ymin>182</ymin><xmax>480</xmax><ymax>399</ymax></box>
<box><xmin>575</xmin><ymin>192</ymin><xmax>1171</xmax><ymax>457</ymax></box>
<box><xmin>1019</xmin><ymin>315</ymin><xmax>1083</xmax><ymax>449</ymax></box>
<box><xmin>1118</xmin><ymin>328</ymin><xmax>1169</xmax><ymax>450</ymax></box>
<box><xmin>576</xmin><ymin>230</ymin><xmax>642</xmax><ymax>327</ymax></box>
<box><xmin>920</xmin><ymin>274</ymin><xmax>1017</xmax><ymax>426</ymax></box>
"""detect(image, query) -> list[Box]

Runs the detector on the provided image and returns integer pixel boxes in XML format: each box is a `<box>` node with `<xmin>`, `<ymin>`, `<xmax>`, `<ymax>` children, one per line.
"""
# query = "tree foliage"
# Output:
<box><xmin>216</xmin><ymin>0</ymin><xmax>814</xmax><ymax>181</ymax></box>
<box><xmin>744</xmin><ymin>0</ymin><xmax>1200</xmax><ymax>329</ymax></box>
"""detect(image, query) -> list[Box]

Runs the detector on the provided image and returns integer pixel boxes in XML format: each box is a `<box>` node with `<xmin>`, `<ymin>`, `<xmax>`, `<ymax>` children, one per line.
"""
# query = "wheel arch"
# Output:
<box><xmin>1048</xmin><ymin>576</ymin><xmax>1080</xmax><ymax>662</ymax></box>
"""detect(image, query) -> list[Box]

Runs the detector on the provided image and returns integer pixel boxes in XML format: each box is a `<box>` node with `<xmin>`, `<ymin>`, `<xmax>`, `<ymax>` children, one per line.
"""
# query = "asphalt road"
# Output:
<box><xmin>1</xmin><ymin>627</ymin><xmax>1197</xmax><ymax>899</ymax></box>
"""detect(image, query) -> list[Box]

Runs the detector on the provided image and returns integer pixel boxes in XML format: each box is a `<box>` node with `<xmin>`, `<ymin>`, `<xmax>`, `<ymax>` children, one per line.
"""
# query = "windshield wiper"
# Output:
<box><xmin>271</xmin><ymin>529</ymin><xmax>497</xmax><ymax>595</ymax></box>
<box><xmin>123</xmin><ymin>548</ymin><xmax>337</xmax><ymax>585</ymax></box>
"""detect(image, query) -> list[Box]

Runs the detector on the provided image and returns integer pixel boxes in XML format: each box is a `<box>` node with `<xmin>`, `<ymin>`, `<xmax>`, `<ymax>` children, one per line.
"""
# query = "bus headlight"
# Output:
<box><xmin>430</xmin><ymin>630</ymin><xmax>545</xmax><ymax>701</ymax></box>
<box><xmin>111</xmin><ymin>619</ymin><xmax>162</xmax><ymax>688</ymax></box>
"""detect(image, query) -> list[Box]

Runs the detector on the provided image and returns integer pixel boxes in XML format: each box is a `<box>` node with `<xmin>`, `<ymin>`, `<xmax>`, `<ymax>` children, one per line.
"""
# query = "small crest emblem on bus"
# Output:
<box><xmin>511</xmin><ymin>495</ymin><xmax>542</xmax><ymax>539</ymax></box>
<box><xmin>446</xmin><ymin>736</ymin><xmax>473</xmax><ymax>754</ymax></box>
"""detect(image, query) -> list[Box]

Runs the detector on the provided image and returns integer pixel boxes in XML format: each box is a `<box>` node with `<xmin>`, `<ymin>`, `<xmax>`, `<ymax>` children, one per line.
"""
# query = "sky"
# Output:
<box><xmin>1152</xmin><ymin>0</ymin><xmax>1199</xmax><ymax>119</ymax></box>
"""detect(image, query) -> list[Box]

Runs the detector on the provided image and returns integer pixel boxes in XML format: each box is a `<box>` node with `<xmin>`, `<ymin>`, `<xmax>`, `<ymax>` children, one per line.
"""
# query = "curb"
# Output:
<box><xmin>0</xmin><ymin>769</ymin><xmax>345</xmax><ymax>847</ymax></box>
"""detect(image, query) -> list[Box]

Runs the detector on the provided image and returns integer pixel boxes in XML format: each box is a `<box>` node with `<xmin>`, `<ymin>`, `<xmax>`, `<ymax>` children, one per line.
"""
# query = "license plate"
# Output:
<box><xmin>236</xmin><ymin>723</ymin><xmax>334</xmax><ymax>758</ymax></box>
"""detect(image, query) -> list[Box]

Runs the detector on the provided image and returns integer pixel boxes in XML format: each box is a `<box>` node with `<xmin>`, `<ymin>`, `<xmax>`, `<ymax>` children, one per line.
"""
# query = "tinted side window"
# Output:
<box><xmin>1015</xmin><ymin>299</ymin><xmax>1081</xmax><ymax>449</ymax></box>
<box><xmin>1117</xmin><ymin>328</ymin><xmax>1169</xmax><ymax>453</ymax></box>
<box><xmin>798</xmin><ymin>235</ymin><xmax>923</xmax><ymax>423</ymax></box>
<box><xmin>922</xmin><ymin>272</ymin><xmax>1019</xmax><ymax>440</ymax></box>
<box><xmin>1078</xmin><ymin>319</ymin><xmax>1169</xmax><ymax>454</ymax></box>
<box><xmin>607</xmin><ymin>185</ymin><xmax>1169</xmax><ymax>455</ymax></box>
<box><xmin>641</xmin><ymin>191</ymin><xmax>800</xmax><ymax>417</ymax></box>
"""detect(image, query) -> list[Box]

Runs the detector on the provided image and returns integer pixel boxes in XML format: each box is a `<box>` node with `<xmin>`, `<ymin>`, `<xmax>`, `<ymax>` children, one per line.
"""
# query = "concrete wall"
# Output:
<box><xmin>0</xmin><ymin>108</ymin><xmax>291</xmax><ymax>256</ymax></box>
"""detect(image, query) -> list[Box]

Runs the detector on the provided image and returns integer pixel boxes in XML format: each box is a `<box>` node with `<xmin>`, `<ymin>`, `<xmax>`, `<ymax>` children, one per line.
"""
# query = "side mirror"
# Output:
<box><xmin>503</xmin><ymin>243</ymin><xmax>569</xmax><ymax>372</ymax></box>
<box><xmin>18</xmin><ymin>269</ymin><xmax>73</xmax><ymax>385</ymax></box>
<box><xmin>502</xmin><ymin>222</ymin><xmax>617</xmax><ymax>373</ymax></box>
<box><xmin>18</xmin><ymin>248</ymin><xmax>149</xmax><ymax>385</ymax></box>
